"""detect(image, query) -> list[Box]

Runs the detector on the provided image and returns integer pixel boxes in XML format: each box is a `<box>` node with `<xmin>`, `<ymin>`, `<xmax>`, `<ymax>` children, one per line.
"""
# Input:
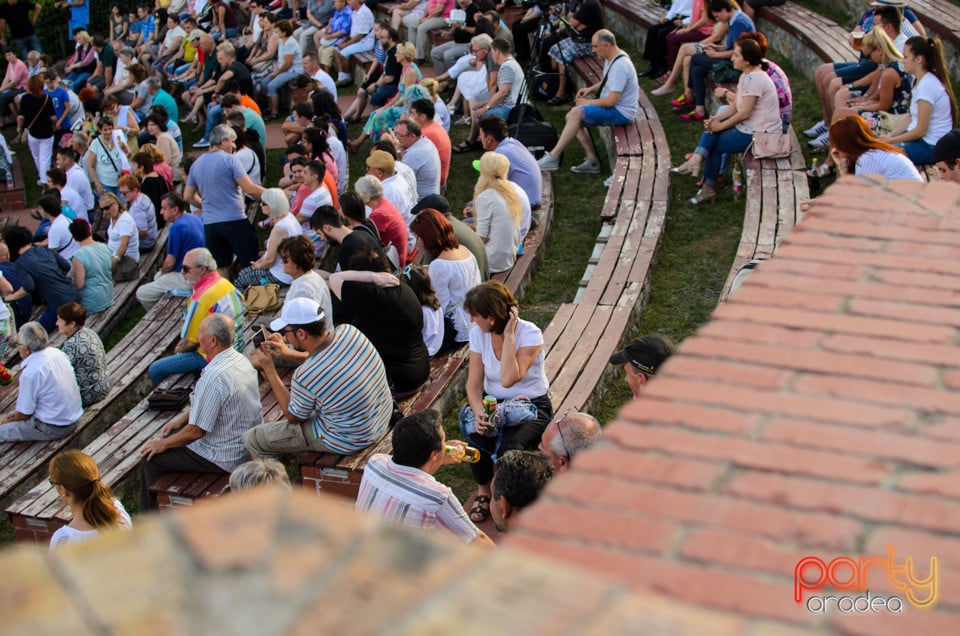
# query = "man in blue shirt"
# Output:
<box><xmin>478</xmin><ymin>114</ymin><xmax>542</xmax><ymax>224</ymax></box>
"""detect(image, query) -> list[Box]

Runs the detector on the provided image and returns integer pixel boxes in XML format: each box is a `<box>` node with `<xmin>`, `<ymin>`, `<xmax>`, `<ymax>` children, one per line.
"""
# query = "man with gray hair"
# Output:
<box><xmin>539</xmin><ymin>409</ymin><xmax>601</xmax><ymax>473</ymax></box>
<box><xmin>383</xmin><ymin>118</ymin><xmax>440</xmax><ymax>200</ymax></box>
<box><xmin>229</xmin><ymin>458</ymin><xmax>292</xmax><ymax>491</ymax></box>
<box><xmin>147</xmin><ymin>247</ymin><xmax>245</xmax><ymax>386</ymax></box>
<box><xmin>140</xmin><ymin>313</ymin><xmax>263</xmax><ymax>510</ymax></box>
<box><xmin>183</xmin><ymin>124</ymin><xmax>266</xmax><ymax>278</ymax></box>
<box><xmin>0</xmin><ymin>322</ymin><xmax>83</xmax><ymax>441</ymax></box>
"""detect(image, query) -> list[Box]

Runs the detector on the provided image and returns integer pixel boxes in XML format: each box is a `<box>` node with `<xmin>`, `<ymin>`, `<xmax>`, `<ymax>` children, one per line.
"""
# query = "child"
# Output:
<box><xmin>403</xmin><ymin>265</ymin><xmax>443</xmax><ymax>357</ymax></box>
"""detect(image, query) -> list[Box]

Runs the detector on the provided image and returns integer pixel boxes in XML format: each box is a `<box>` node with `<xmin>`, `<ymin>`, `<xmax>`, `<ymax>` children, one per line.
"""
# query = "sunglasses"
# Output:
<box><xmin>181</xmin><ymin>264</ymin><xmax>195</xmax><ymax>274</ymax></box>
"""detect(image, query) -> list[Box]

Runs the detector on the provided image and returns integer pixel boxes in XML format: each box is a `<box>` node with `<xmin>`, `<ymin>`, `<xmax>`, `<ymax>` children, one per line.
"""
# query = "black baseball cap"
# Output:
<box><xmin>609</xmin><ymin>335</ymin><xmax>675</xmax><ymax>375</ymax></box>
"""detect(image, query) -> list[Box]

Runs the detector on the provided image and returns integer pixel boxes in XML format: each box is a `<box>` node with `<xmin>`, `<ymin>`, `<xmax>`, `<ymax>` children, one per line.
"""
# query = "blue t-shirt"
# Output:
<box><xmin>15</xmin><ymin>246</ymin><xmax>81</xmax><ymax>310</ymax></box>
<box><xmin>496</xmin><ymin>137</ymin><xmax>541</xmax><ymax>208</ymax></box>
<box><xmin>725</xmin><ymin>11</ymin><xmax>755</xmax><ymax>50</ymax></box>
<box><xmin>168</xmin><ymin>213</ymin><xmax>206</xmax><ymax>271</ymax></box>
<box><xmin>45</xmin><ymin>86</ymin><xmax>71</xmax><ymax>131</ymax></box>
<box><xmin>186</xmin><ymin>150</ymin><xmax>247</xmax><ymax>225</ymax></box>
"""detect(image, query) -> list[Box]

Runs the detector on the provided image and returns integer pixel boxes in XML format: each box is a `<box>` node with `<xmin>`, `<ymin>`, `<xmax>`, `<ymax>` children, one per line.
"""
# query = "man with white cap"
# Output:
<box><xmin>243</xmin><ymin>297</ymin><xmax>393</xmax><ymax>458</ymax></box>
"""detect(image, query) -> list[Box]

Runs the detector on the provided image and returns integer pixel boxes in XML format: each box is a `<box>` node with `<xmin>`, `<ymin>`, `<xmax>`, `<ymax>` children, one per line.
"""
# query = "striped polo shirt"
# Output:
<box><xmin>288</xmin><ymin>324</ymin><xmax>392</xmax><ymax>454</ymax></box>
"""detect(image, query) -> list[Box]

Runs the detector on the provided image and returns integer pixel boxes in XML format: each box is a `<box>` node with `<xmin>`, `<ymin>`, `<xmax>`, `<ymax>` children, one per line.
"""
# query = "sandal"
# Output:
<box><xmin>547</xmin><ymin>93</ymin><xmax>573</xmax><ymax>106</ymax></box>
<box><xmin>452</xmin><ymin>139</ymin><xmax>481</xmax><ymax>154</ymax></box>
<box><xmin>671</xmin><ymin>94</ymin><xmax>692</xmax><ymax>110</ymax></box>
<box><xmin>806</xmin><ymin>162</ymin><xmax>835</xmax><ymax>179</ymax></box>
<box><xmin>469</xmin><ymin>494</ymin><xmax>491</xmax><ymax>522</ymax></box>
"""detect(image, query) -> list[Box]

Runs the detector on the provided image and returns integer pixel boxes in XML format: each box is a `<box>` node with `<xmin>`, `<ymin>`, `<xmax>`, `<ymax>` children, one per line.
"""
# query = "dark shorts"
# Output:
<box><xmin>204</xmin><ymin>218</ymin><xmax>258</xmax><ymax>269</ymax></box>
<box><xmin>833</xmin><ymin>59</ymin><xmax>878</xmax><ymax>84</ymax></box>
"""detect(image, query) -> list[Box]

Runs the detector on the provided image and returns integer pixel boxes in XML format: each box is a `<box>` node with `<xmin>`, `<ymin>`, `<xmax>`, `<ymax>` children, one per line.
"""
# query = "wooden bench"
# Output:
<box><xmin>297</xmin><ymin>175</ymin><xmax>556</xmax><ymax>500</ymax></box>
<box><xmin>0</xmin><ymin>294</ymin><xmax>186</xmax><ymax>534</ymax></box>
<box><xmin>601</xmin><ymin>0</ymin><xmax>666</xmax><ymax>50</ymax></box>
<box><xmin>756</xmin><ymin>1</ymin><xmax>858</xmax><ymax>81</ymax></box>
<box><xmin>0</xmin><ymin>157</ymin><xmax>25</xmax><ymax>212</ymax></box>
<box><xmin>719</xmin><ymin>128</ymin><xmax>808</xmax><ymax>301</ymax></box>
<box><xmin>6</xmin><ymin>307</ymin><xmax>283</xmax><ymax>542</ymax></box>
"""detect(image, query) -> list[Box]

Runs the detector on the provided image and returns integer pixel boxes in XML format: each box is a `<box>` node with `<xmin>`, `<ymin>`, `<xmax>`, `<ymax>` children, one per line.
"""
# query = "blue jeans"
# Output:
<box><xmin>688</xmin><ymin>53</ymin><xmax>721</xmax><ymax>107</ymax></box>
<box><xmin>149</xmin><ymin>351</ymin><xmax>207</xmax><ymax>387</ymax></box>
<box><xmin>168</xmin><ymin>61</ymin><xmax>191</xmax><ymax>76</ymax></box>
<box><xmin>370</xmin><ymin>83</ymin><xmax>398</xmax><ymax>107</ymax></box>
<box><xmin>696</xmin><ymin>127</ymin><xmax>753</xmax><ymax>186</ymax></box>
<box><xmin>14</xmin><ymin>34</ymin><xmax>41</xmax><ymax>59</ymax></box>
<box><xmin>897</xmin><ymin>139</ymin><xmax>935</xmax><ymax>165</ymax></box>
<box><xmin>65</xmin><ymin>71</ymin><xmax>92</xmax><ymax>91</ymax></box>
<box><xmin>204</xmin><ymin>103</ymin><xmax>223</xmax><ymax>138</ymax></box>
<box><xmin>263</xmin><ymin>69</ymin><xmax>301</xmax><ymax>97</ymax></box>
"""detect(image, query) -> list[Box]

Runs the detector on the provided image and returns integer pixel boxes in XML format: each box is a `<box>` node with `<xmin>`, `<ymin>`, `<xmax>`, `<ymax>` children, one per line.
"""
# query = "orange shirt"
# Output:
<box><xmin>240</xmin><ymin>94</ymin><xmax>261</xmax><ymax>115</ymax></box>
<box><xmin>421</xmin><ymin>121</ymin><xmax>450</xmax><ymax>187</ymax></box>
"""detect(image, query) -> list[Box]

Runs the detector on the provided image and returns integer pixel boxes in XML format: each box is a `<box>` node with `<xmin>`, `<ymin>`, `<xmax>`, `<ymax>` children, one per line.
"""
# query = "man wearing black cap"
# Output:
<box><xmin>934</xmin><ymin>129</ymin><xmax>960</xmax><ymax>184</ymax></box>
<box><xmin>412</xmin><ymin>194</ymin><xmax>490</xmax><ymax>281</ymax></box>
<box><xmin>609</xmin><ymin>334</ymin><xmax>675</xmax><ymax>400</ymax></box>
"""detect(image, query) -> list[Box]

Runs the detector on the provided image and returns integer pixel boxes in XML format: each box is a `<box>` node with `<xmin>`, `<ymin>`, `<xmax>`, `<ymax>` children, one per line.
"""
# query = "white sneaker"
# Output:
<box><xmin>804</xmin><ymin>120</ymin><xmax>828</xmax><ymax>138</ymax></box>
<box><xmin>571</xmin><ymin>158</ymin><xmax>601</xmax><ymax>174</ymax></box>
<box><xmin>808</xmin><ymin>131</ymin><xmax>830</xmax><ymax>149</ymax></box>
<box><xmin>538</xmin><ymin>153</ymin><xmax>560</xmax><ymax>171</ymax></box>
<box><xmin>603</xmin><ymin>175</ymin><xmax>613</xmax><ymax>187</ymax></box>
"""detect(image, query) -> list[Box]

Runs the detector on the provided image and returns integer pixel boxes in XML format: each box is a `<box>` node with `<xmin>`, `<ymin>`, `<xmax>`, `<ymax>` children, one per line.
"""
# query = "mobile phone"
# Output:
<box><xmin>252</xmin><ymin>327</ymin><xmax>266</xmax><ymax>349</ymax></box>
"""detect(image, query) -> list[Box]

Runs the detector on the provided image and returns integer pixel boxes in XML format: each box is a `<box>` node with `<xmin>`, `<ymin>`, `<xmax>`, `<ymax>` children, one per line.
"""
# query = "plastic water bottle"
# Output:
<box><xmin>4</xmin><ymin>165</ymin><xmax>12</xmax><ymax>184</ymax></box>
<box><xmin>732</xmin><ymin>160</ymin><xmax>742</xmax><ymax>200</ymax></box>
<box><xmin>810</xmin><ymin>158</ymin><xmax>821</xmax><ymax>193</ymax></box>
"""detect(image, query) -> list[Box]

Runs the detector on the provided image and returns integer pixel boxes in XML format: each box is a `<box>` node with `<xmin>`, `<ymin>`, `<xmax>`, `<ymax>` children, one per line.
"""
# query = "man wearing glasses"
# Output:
<box><xmin>608</xmin><ymin>334</ymin><xmax>675</xmax><ymax>400</ymax></box>
<box><xmin>147</xmin><ymin>247</ymin><xmax>244</xmax><ymax>386</ymax></box>
<box><xmin>243</xmin><ymin>297</ymin><xmax>393</xmax><ymax>459</ymax></box>
<box><xmin>136</xmin><ymin>192</ymin><xmax>206</xmax><ymax>310</ymax></box>
<box><xmin>383</xmin><ymin>119</ymin><xmax>440</xmax><ymax>200</ymax></box>
<box><xmin>539</xmin><ymin>408</ymin><xmax>600</xmax><ymax>473</ymax></box>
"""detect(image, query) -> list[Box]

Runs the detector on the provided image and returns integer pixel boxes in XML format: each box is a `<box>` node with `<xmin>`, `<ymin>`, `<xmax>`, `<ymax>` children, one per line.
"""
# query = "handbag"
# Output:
<box><xmin>710</xmin><ymin>60</ymin><xmax>742</xmax><ymax>85</ymax></box>
<box><xmin>147</xmin><ymin>387</ymin><xmax>191</xmax><ymax>410</ymax></box>
<box><xmin>246</xmin><ymin>283</ymin><xmax>281</xmax><ymax>315</ymax></box>
<box><xmin>750</xmin><ymin>131</ymin><xmax>792</xmax><ymax>159</ymax></box>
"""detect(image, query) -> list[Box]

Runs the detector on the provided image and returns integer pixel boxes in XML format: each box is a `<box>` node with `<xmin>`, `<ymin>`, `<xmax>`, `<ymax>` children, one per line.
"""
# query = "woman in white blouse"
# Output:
<box><xmin>468</xmin><ymin>152</ymin><xmax>522</xmax><ymax>274</ymax></box>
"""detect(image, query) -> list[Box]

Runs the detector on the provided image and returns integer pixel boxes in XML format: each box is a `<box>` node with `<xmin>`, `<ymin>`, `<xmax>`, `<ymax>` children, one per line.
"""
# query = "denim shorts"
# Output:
<box><xmin>580</xmin><ymin>105</ymin><xmax>632</xmax><ymax>127</ymax></box>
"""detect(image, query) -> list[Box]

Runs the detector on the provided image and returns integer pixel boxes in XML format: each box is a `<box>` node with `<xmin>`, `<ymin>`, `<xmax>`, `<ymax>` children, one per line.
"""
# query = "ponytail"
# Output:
<box><xmin>49</xmin><ymin>450</ymin><xmax>122</xmax><ymax>530</ymax></box>
<box><xmin>83</xmin><ymin>480</ymin><xmax>121</xmax><ymax>529</ymax></box>
<box><xmin>907</xmin><ymin>36</ymin><xmax>959</xmax><ymax>126</ymax></box>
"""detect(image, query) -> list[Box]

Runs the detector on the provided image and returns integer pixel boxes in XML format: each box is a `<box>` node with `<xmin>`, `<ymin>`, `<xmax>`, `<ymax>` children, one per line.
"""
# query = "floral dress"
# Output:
<box><xmin>362</xmin><ymin>64</ymin><xmax>424</xmax><ymax>142</ymax></box>
<box><xmin>61</xmin><ymin>327</ymin><xmax>111</xmax><ymax>406</ymax></box>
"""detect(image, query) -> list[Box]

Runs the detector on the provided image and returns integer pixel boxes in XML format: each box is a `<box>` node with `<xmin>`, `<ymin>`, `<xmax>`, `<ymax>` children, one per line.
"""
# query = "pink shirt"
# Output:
<box><xmin>691</xmin><ymin>0</ymin><xmax>714</xmax><ymax>35</ymax></box>
<box><xmin>427</xmin><ymin>0</ymin><xmax>455</xmax><ymax>19</ymax></box>
<box><xmin>5</xmin><ymin>58</ymin><xmax>27</xmax><ymax>90</ymax></box>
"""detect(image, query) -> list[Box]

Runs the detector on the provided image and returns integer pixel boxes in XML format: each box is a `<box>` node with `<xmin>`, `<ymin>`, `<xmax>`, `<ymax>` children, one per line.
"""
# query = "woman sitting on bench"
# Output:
<box><xmin>48</xmin><ymin>450</ymin><xmax>132</xmax><ymax>551</ymax></box>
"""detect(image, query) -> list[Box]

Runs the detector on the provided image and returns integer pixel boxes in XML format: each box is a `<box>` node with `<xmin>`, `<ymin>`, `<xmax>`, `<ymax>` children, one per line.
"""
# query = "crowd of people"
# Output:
<box><xmin>1</xmin><ymin>0</ymin><xmax>956</xmax><ymax>551</ymax></box>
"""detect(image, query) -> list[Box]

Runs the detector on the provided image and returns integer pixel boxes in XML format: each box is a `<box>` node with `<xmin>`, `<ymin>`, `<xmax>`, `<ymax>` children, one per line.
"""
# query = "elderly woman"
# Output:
<box><xmin>467</xmin><ymin>152</ymin><xmax>522</xmax><ymax>274</ymax></box>
<box><xmin>459</xmin><ymin>279</ymin><xmax>552</xmax><ymax>522</ymax></box>
<box><xmin>64</xmin><ymin>31</ymin><xmax>97</xmax><ymax>90</ymax></box>
<box><xmin>69</xmin><ymin>219</ymin><xmax>115</xmax><ymax>314</ymax></box>
<box><xmin>56</xmin><ymin>302</ymin><xmax>111</xmax><ymax>406</ymax></box>
<box><xmin>100</xmin><ymin>192</ymin><xmax>140</xmax><ymax>281</ymax></box>
<box><xmin>349</xmin><ymin>42</ymin><xmax>424</xmax><ymax>151</ymax></box>
<box><xmin>328</xmin><ymin>246</ymin><xmax>430</xmax><ymax>396</ymax></box>
<box><xmin>263</xmin><ymin>20</ymin><xmax>303</xmax><ymax>120</ymax></box>
<box><xmin>234</xmin><ymin>188</ymin><xmax>304</xmax><ymax>291</ymax></box>
<box><xmin>48</xmin><ymin>450</ymin><xmax>132</xmax><ymax>551</ymax></box>
<box><xmin>409</xmin><ymin>207</ymin><xmax>481</xmax><ymax>349</ymax></box>
<box><xmin>670</xmin><ymin>38</ymin><xmax>781</xmax><ymax>204</ymax></box>
<box><xmin>2</xmin><ymin>225</ymin><xmax>81</xmax><ymax>332</ymax></box>
<box><xmin>88</xmin><ymin>116</ymin><xmax>128</xmax><ymax>197</ymax></box>
<box><xmin>17</xmin><ymin>75</ymin><xmax>56</xmax><ymax>185</ymax></box>
<box><xmin>355</xmin><ymin>175</ymin><xmax>409</xmax><ymax>268</ymax></box>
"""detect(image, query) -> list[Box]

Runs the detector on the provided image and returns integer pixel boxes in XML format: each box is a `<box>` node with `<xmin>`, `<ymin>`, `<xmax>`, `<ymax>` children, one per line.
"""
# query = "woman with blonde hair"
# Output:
<box><xmin>348</xmin><ymin>42</ymin><xmax>424</xmax><ymax>151</ymax></box>
<box><xmin>420</xmin><ymin>77</ymin><xmax>450</xmax><ymax>131</ymax></box>
<box><xmin>48</xmin><ymin>450</ymin><xmax>132</xmax><ymax>551</ymax></box>
<box><xmin>470</xmin><ymin>152</ymin><xmax>522</xmax><ymax>274</ymax></box>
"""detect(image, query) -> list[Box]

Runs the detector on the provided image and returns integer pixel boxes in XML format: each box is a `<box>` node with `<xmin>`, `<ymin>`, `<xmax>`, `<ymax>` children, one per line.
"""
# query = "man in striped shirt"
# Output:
<box><xmin>243</xmin><ymin>297</ymin><xmax>393</xmax><ymax>458</ymax></box>
<box><xmin>356</xmin><ymin>409</ymin><xmax>494</xmax><ymax>546</ymax></box>
<box><xmin>139</xmin><ymin>313</ymin><xmax>263</xmax><ymax>510</ymax></box>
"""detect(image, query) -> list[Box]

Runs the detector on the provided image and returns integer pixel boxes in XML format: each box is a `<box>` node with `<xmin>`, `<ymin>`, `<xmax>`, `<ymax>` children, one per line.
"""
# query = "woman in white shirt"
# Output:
<box><xmin>885</xmin><ymin>36</ymin><xmax>958</xmax><ymax>165</ymax></box>
<box><xmin>48</xmin><ymin>450</ymin><xmax>132</xmax><ymax>552</ymax></box>
<box><xmin>235</xmin><ymin>188</ymin><xmax>304</xmax><ymax>291</ymax></box>
<box><xmin>830</xmin><ymin>115</ymin><xmax>922</xmax><ymax>181</ymax></box>
<box><xmin>470</xmin><ymin>152</ymin><xmax>522</xmax><ymax>274</ymax></box>
<box><xmin>101</xmin><ymin>192</ymin><xmax>140</xmax><ymax>281</ymax></box>
<box><xmin>460</xmin><ymin>280</ymin><xmax>552</xmax><ymax>523</ymax></box>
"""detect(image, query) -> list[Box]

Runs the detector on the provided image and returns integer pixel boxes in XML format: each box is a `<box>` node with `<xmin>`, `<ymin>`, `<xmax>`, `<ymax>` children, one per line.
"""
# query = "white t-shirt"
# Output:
<box><xmin>349</xmin><ymin>4</ymin><xmax>375</xmax><ymax>48</ymax></box>
<box><xmin>469</xmin><ymin>317</ymin><xmax>549</xmax><ymax>399</ymax></box>
<box><xmin>422</xmin><ymin>305</ymin><xmax>443</xmax><ymax>356</ymax></box>
<box><xmin>510</xmin><ymin>181</ymin><xmax>531</xmax><ymax>240</ymax></box>
<box><xmin>287</xmin><ymin>270</ymin><xmax>334</xmax><ymax>330</ymax></box>
<box><xmin>60</xmin><ymin>186</ymin><xmax>87</xmax><ymax>221</ymax></box>
<box><xmin>163</xmin><ymin>25</ymin><xmax>187</xmax><ymax>50</ymax></box>
<box><xmin>17</xmin><ymin>348</ymin><xmax>84</xmax><ymax>426</ymax></box>
<box><xmin>267</xmin><ymin>214</ymin><xmax>303</xmax><ymax>283</ymax></box>
<box><xmin>908</xmin><ymin>72</ymin><xmax>954</xmax><ymax>146</ymax></box>
<box><xmin>108</xmin><ymin>211</ymin><xmax>140</xmax><ymax>261</ymax></box>
<box><xmin>49</xmin><ymin>499</ymin><xmax>133</xmax><ymax>552</ymax></box>
<box><xmin>47</xmin><ymin>214</ymin><xmax>78</xmax><ymax>260</ymax></box>
<box><xmin>427</xmin><ymin>253</ymin><xmax>481</xmax><ymax>342</ymax></box>
<box><xmin>855</xmin><ymin>149</ymin><xmax>923</xmax><ymax>181</ymax></box>
<box><xmin>601</xmin><ymin>53</ymin><xmax>639</xmax><ymax>120</ymax></box>
<box><xmin>475</xmin><ymin>189</ymin><xmax>520</xmax><ymax>274</ymax></box>
<box><xmin>312</xmin><ymin>68</ymin><xmax>337</xmax><ymax>100</ymax></box>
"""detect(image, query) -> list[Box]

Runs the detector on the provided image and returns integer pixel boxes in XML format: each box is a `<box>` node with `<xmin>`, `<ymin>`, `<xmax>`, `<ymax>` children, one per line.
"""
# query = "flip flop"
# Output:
<box><xmin>469</xmin><ymin>494</ymin><xmax>491</xmax><ymax>522</ymax></box>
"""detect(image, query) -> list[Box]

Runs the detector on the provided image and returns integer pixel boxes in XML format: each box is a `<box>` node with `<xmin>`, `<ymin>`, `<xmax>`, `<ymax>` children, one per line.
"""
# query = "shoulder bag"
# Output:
<box><xmin>750</xmin><ymin>131</ymin><xmax>792</xmax><ymax>159</ymax></box>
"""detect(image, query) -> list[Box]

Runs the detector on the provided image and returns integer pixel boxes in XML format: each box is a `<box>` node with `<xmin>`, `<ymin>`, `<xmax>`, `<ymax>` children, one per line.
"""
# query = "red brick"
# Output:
<box><xmin>727</xmin><ymin>285</ymin><xmax>844</xmax><ymax>313</ymax></box>
<box><xmin>504</xmin><ymin>534</ymin><xmax>807</xmax><ymax>625</ymax></box>
<box><xmin>823</xmin><ymin>334</ymin><xmax>960</xmax><ymax>367</ymax></box>
<box><xmin>545</xmin><ymin>473</ymin><xmax>860</xmax><ymax>550</ymax></box>
<box><xmin>872</xmin><ymin>268</ymin><xmax>960</xmax><ymax>290</ymax></box>
<box><xmin>723</xmin><ymin>471</ymin><xmax>960</xmax><ymax>534</ymax></box>
<box><xmin>798</xmin><ymin>217</ymin><xmax>960</xmax><ymax>246</ymax></box>
<box><xmin>658</xmin><ymin>356</ymin><xmax>793</xmax><ymax>391</ymax></box>
<box><xmin>762</xmin><ymin>257</ymin><xmax>867</xmax><ymax>281</ymax></box>
<box><xmin>512</xmin><ymin>501</ymin><xmax>680</xmax><ymax>553</ymax></box>
<box><xmin>679</xmin><ymin>528</ymin><xmax>803</xmax><ymax>578</ymax></box>
<box><xmin>698</xmin><ymin>319</ymin><xmax>824</xmax><ymax>349</ymax></box>
<box><xmin>637</xmin><ymin>377</ymin><xmax>915</xmax><ymax>428</ymax></box>
<box><xmin>793</xmin><ymin>375</ymin><xmax>960</xmax><ymax>415</ymax></box>
<box><xmin>865</xmin><ymin>527</ymin><xmax>960</xmax><ymax>571</ymax></box>
<box><xmin>848</xmin><ymin>298</ymin><xmax>960</xmax><ymax>328</ymax></box>
<box><xmin>925</xmin><ymin>417</ymin><xmax>960</xmax><ymax>443</ymax></box>
<box><xmin>761</xmin><ymin>419</ymin><xmax>960</xmax><ymax>468</ymax></box>
<box><xmin>896</xmin><ymin>471</ymin><xmax>960</xmax><ymax>499</ymax></box>
<box><xmin>773</xmin><ymin>243</ymin><xmax>960</xmax><ymax>276</ymax></box>
<box><xmin>887</xmin><ymin>240</ymin><xmax>960</xmax><ymax>260</ymax></box>
<box><xmin>783</xmin><ymin>231</ymin><xmax>885</xmax><ymax>253</ymax></box>
<box><xmin>680</xmin><ymin>336</ymin><xmax>937</xmax><ymax>386</ymax></box>
<box><xmin>573</xmin><ymin>446</ymin><xmax>726</xmax><ymax>490</ymax></box>
<box><xmin>616</xmin><ymin>399</ymin><xmax>761</xmax><ymax>435</ymax></box>
<box><xmin>603</xmin><ymin>425</ymin><xmax>887</xmax><ymax>485</ymax></box>
<box><xmin>828</xmin><ymin>607</ymin><xmax>960</xmax><ymax>636</ymax></box>
<box><xmin>744</xmin><ymin>270</ymin><xmax>960</xmax><ymax>307</ymax></box>
<box><xmin>944</xmin><ymin>370</ymin><xmax>960</xmax><ymax>390</ymax></box>
<box><xmin>714</xmin><ymin>303</ymin><xmax>954</xmax><ymax>343</ymax></box>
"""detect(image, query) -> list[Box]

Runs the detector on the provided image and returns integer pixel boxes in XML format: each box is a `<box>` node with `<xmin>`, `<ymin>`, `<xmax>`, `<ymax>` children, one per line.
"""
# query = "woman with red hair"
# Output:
<box><xmin>827</xmin><ymin>115</ymin><xmax>921</xmax><ymax>181</ymax></box>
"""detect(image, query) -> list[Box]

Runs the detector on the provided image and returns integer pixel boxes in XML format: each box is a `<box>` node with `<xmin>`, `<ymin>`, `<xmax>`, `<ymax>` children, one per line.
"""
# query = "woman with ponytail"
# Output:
<box><xmin>885</xmin><ymin>36</ymin><xmax>958</xmax><ymax>165</ymax></box>
<box><xmin>48</xmin><ymin>450</ymin><xmax>132</xmax><ymax>551</ymax></box>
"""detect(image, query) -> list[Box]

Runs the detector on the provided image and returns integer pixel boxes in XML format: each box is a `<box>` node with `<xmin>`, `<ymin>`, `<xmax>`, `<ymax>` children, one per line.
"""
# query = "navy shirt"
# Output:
<box><xmin>0</xmin><ymin>261</ymin><xmax>31</xmax><ymax>325</ymax></box>
<box><xmin>15</xmin><ymin>246</ymin><xmax>82</xmax><ymax>310</ymax></box>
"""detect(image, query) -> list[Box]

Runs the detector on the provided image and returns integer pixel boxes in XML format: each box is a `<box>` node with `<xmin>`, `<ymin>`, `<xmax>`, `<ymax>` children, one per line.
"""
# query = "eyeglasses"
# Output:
<box><xmin>119</xmin><ymin>190</ymin><xmax>131</xmax><ymax>196</ymax></box>
<box><xmin>551</xmin><ymin>407</ymin><xmax>575</xmax><ymax>459</ymax></box>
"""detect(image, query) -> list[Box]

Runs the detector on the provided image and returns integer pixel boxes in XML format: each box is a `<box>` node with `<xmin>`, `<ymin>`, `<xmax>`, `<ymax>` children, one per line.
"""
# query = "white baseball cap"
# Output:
<box><xmin>270</xmin><ymin>297</ymin><xmax>325</xmax><ymax>332</ymax></box>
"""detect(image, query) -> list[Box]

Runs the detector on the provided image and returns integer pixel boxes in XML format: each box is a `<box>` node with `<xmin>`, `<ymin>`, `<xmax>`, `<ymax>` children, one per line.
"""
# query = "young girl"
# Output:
<box><xmin>404</xmin><ymin>265</ymin><xmax>444</xmax><ymax>357</ymax></box>
<box><xmin>48</xmin><ymin>450</ymin><xmax>132</xmax><ymax>551</ymax></box>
